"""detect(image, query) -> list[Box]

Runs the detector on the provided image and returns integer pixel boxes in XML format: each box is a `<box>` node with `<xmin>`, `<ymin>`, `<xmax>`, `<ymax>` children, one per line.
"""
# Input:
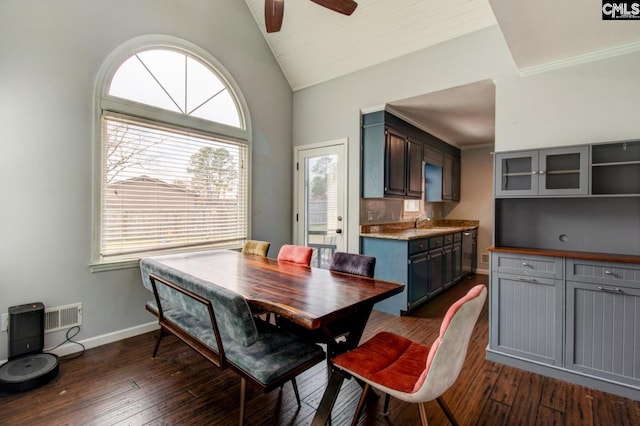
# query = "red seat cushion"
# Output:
<box><xmin>333</xmin><ymin>331</ymin><xmax>430</xmax><ymax>393</ymax></box>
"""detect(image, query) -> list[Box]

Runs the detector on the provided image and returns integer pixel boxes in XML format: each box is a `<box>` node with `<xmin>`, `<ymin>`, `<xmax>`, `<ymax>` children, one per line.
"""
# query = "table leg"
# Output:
<box><xmin>311</xmin><ymin>369</ymin><xmax>346</xmax><ymax>426</ymax></box>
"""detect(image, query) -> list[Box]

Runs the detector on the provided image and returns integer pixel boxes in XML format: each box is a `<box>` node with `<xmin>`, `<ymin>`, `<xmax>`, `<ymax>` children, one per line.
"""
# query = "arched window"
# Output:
<box><xmin>93</xmin><ymin>37</ymin><xmax>250</xmax><ymax>269</ymax></box>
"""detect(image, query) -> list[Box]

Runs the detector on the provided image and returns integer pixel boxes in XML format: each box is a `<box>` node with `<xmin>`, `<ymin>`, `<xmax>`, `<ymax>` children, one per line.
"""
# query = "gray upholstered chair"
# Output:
<box><xmin>329</xmin><ymin>252</ymin><xmax>376</xmax><ymax>278</ymax></box>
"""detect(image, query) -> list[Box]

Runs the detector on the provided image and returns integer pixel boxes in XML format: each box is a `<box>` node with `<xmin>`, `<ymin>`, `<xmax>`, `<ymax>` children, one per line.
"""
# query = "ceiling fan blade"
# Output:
<box><xmin>310</xmin><ymin>0</ymin><xmax>358</xmax><ymax>16</ymax></box>
<box><xmin>265</xmin><ymin>0</ymin><xmax>284</xmax><ymax>33</ymax></box>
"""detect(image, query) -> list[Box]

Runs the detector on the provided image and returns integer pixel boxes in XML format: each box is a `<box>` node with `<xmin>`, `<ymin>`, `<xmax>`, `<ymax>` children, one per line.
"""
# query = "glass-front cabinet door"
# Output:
<box><xmin>495</xmin><ymin>147</ymin><xmax>588</xmax><ymax>197</ymax></box>
<box><xmin>495</xmin><ymin>150</ymin><xmax>539</xmax><ymax>197</ymax></box>
<box><xmin>539</xmin><ymin>146</ymin><xmax>589</xmax><ymax>196</ymax></box>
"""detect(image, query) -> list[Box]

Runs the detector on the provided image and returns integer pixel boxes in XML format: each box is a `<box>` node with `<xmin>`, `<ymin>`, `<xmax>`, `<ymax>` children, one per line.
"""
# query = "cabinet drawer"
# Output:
<box><xmin>567</xmin><ymin>258</ymin><xmax>640</xmax><ymax>288</ymax></box>
<box><xmin>408</xmin><ymin>238</ymin><xmax>429</xmax><ymax>255</ymax></box>
<box><xmin>443</xmin><ymin>234</ymin><xmax>454</xmax><ymax>246</ymax></box>
<box><xmin>429</xmin><ymin>236</ymin><xmax>444</xmax><ymax>250</ymax></box>
<box><xmin>492</xmin><ymin>252</ymin><xmax>563</xmax><ymax>279</ymax></box>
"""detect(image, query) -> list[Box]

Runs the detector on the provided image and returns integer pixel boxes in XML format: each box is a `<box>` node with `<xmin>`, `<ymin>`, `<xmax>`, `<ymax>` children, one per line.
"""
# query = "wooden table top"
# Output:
<box><xmin>144</xmin><ymin>250</ymin><xmax>404</xmax><ymax>330</ymax></box>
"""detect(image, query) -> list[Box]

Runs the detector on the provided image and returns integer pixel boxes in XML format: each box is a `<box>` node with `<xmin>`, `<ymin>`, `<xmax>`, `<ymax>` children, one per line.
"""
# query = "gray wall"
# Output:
<box><xmin>0</xmin><ymin>0</ymin><xmax>292</xmax><ymax>359</ymax></box>
<box><xmin>292</xmin><ymin>25</ymin><xmax>640</xmax><ymax>253</ymax></box>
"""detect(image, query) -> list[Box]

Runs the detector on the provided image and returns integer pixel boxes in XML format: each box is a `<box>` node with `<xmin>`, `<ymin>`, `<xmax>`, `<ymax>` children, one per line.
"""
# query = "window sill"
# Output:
<box><xmin>90</xmin><ymin>243</ymin><xmax>243</xmax><ymax>273</ymax></box>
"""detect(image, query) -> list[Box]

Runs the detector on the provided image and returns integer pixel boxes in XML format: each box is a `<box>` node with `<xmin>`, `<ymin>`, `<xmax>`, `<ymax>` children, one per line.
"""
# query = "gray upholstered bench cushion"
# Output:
<box><xmin>146</xmin><ymin>299</ymin><xmax>324</xmax><ymax>387</ymax></box>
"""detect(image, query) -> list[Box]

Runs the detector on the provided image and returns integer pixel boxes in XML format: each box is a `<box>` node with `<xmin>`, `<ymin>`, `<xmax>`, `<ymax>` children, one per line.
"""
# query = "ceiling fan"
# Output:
<box><xmin>265</xmin><ymin>0</ymin><xmax>358</xmax><ymax>33</ymax></box>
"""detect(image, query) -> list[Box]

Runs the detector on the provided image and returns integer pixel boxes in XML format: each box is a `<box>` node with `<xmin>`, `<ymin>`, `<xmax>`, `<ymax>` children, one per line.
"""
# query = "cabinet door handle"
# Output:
<box><xmin>516</xmin><ymin>276</ymin><xmax>536</xmax><ymax>283</ymax></box>
<box><xmin>531</xmin><ymin>171</ymin><xmax>537</xmax><ymax>175</ymax></box>
<box><xmin>539</xmin><ymin>170</ymin><xmax>545</xmax><ymax>175</ymax></box>
<box><xmin>598</xmin><ymin>286</ymin><xmax>623</xmax><ymax>294</ymax></box>
<box><xmin>521</xmin><ymin>262</ymin><xmax>529</xmax><ymax>267</ymax></box>
<box><xmin>604</xmin><ymin>270</ymin><xmax>614</xmax><ymax>276</ymax></box>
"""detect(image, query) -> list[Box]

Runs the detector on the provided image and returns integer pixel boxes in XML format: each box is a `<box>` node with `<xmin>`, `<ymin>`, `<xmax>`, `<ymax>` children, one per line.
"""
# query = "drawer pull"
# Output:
<box><xmin>604</xmin><ymin>270</ymin><xmax>613</xmax><ymax>275</ymax></box>
<box><xmin>522</xmin><ymin>262</ymin><xmax>529</xmax><ymax>267</ymax></box>
<box><xmin>598</xmin><ymin>286</ymin><xmax>623</xmax><ymax>294</ymax></box>
<box><xmin>517</xmin><ymin>276</ymin><xmax>536</xmax><ymax>283</ymax></box>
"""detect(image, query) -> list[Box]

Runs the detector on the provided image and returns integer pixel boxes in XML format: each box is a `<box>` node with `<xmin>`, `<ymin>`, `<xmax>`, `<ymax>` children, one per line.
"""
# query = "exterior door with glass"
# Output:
<box><xmin>294</xmin><ymin>141</ymin><xmax>347</xmax><ymax>269</ymax></box>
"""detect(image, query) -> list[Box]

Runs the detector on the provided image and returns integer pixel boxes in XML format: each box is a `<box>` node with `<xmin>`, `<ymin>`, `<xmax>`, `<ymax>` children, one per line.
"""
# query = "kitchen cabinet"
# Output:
<box><xmin>495</xmin><ymin>146</ymin><xmax>589</xmax><ymax>197</ymax></box>
<box><xmin>489</xmin><ymin>252</ymin><xmax>564</xmax><ymax>366</ymax></box>
<box><xmin>361</xmin><ymin>229</ymin><xmax>468</xmax><ymax>314</ymax></box>
<box><xmin>488</xmin><ymin>248</ymin><xmax>640</xmax><ymax>400</ymax></box>
<box><xmin>428</xmin><ymin>236</ymin><xmax>445</xmax><ymax>296</ymax></box>
<box><xmin>565</xmin><ymin>258</ymin><xmax>640</xmax><ymax>387</ymax></box>
<box><xmin>361</xmin><ymin>112</ymin><xmax>423</xmax><ymax>199</ymax></box>
<box><xmin>442</xmin><ymin>234</ymin><xmax>454</xmax><ymax>288</ymax></box>
<box><xmin>442</xmin><ymin>154</ymin><xmax>461</xmax><ymax>201</ymax></box>
<box><xmin>591</xmin><ymin>140</ymin><xmax>640</xmax><ymax>195</ymax></box>
<box><xmin>452</xmin><ymin>233</ymin><xmax>463</xmax><ymax>282</ymax></box>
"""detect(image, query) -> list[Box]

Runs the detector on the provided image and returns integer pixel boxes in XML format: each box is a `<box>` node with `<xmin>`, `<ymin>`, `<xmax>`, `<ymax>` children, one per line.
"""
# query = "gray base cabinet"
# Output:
<box><xmin>565</xmin><ymin>258</ymin><xmax>640</xmax><ymax>388</ymax></box>
<box><xmin>490</xmin><ymin>250</ymin><xmax>640</xmax><ymax>399</ymax></box>
<box><xmin>490</xmin><ymin>253</ymin><xmax>563</xmax><ymax>366</ymax></box>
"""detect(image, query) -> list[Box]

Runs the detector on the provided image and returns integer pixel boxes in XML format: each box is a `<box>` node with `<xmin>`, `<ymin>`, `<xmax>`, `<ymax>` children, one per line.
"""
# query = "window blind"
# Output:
<box><xmin>100</xmin><ymin>114</ymin><xmax>248</xmax><ymax>259</ymax></box>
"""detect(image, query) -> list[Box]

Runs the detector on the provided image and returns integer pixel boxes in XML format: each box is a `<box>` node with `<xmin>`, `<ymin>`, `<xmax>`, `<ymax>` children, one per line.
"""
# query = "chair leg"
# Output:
<box><xmin>291</xmin><ymin>378</ymin><xmax>301</xmax><ymax>407</ymax></box>
<box><xmin>418</xmin><ymin>402</ymin><xmax>429</xmax><ymax>426</ymax></box>
<box><xmin>350</xmin><ymin>383</ymin><xmax>370</xmax><ymax>426</ymax></box>
<box><xmin>383</xmin><ymin>393</ymin><xmax>391</xmax><ymax>415</ymax></box>
<box><xmin>239</xmin><ymin>378</ymin><xmax>247</xmax><ymax>426</ymax></box>
<box><xmin>152</xmin><ymin>328</ymin><xmax>166</xmax><ymax>358</ymax></box>
<box><xmin>436</xmin><ymin>397</ymin><xmax>458</xmax><ymax>426</ymax></box>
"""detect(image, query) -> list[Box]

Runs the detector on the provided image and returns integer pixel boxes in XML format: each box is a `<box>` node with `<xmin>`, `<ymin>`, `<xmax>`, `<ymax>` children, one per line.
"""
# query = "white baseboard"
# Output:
<box><xmin>45</xmin><ymin>322</ymin><xmax>159</xmax><ymax>358</ymax></box>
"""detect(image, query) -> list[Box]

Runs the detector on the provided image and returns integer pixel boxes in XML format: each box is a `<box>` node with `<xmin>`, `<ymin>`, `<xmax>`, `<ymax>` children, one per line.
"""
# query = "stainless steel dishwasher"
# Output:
<box><xmin>462</xmin><ymin>229</ymin><xmax>477</xmax><ymax>276</ymax></box>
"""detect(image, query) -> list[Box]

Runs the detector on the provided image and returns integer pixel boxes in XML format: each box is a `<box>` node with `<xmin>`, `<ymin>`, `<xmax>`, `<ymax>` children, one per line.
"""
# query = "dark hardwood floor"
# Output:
<box><xmin>1</xmin><ymin>274</ymin><xmax>639</xmax><ymax>425</ymax></box>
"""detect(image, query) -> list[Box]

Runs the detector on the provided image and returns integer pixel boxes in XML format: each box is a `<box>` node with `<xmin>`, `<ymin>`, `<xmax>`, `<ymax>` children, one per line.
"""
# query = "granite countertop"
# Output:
<box><xmin>360</xmin><ymin>219</ymin><xmax>479</xmax><ymax>241</ymax></box>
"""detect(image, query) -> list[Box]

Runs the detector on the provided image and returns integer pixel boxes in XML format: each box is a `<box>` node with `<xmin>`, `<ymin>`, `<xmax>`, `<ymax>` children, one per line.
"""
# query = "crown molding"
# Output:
<box><xmin>519</xmin><ymin>39</ymin><xmax>640</xmax><ymax>76</ymax></box>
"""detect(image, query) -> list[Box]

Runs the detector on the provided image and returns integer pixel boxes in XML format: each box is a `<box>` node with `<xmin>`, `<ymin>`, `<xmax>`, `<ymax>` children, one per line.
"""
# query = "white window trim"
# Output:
<box><xmin>91</xmin><ymin>35</ymin><xmax>252</xmax><ymax>272</ymax></box>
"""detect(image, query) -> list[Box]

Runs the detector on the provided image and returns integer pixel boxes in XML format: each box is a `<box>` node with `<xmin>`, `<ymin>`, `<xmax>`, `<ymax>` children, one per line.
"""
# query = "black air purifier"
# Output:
<box><xmin>0</xmin><ymin>302</ymin><xmax>59</xmax><ymax>393</ymax></box>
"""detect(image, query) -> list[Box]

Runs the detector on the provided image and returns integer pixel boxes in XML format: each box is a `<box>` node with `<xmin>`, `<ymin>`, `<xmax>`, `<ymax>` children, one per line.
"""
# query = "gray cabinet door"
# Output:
<box><xmin>566</xmin><ymin>280</ymin><xmax>640</xmax><ymax>387</ymax></box>
<box><xmin>408</xmin><ymin>252</ymin><xmax>429</xmax><ymax>309</ymax></box>
<box><xmin>495</xmin><ymin>151</ymin><xmax>539</xmax><ymax>197</ymax></box>
<box><xmin>538</xmin><ymin>146</ymin><xmax>589</xmax><ymax>196</ymax></box>
<box><xmin>491</xmin><ymin>272</ymin><xmax>563</xmax><ymax>366</ymax></box>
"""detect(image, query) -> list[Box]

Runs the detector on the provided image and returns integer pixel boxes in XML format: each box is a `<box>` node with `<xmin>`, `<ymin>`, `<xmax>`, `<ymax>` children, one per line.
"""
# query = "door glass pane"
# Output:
<box><xmin>306</xmin><ymin>154</ymin><xmax>338</xmax><ymax>269</ymax></box>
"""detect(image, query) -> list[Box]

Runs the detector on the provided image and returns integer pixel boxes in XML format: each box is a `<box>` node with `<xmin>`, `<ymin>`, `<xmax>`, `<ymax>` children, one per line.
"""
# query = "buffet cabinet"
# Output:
<box><xmin>488</xmin><ymin>249</ymin><xmax>640</xmax><ymax>399</ymax></box>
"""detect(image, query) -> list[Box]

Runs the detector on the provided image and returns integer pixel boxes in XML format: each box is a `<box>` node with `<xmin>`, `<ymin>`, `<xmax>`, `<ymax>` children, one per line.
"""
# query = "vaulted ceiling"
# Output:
<box><xmin>245</xmin><ymin>0</ymin><xmax>640</xmax><ymax>147</ymax></box>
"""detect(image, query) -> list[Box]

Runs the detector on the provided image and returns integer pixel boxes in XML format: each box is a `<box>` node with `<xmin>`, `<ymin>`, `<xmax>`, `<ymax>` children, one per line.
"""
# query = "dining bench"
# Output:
<box><xmin>139</xmin><ymin>257</ymin><xmax>326</xmax><ymax>425</ymax></box>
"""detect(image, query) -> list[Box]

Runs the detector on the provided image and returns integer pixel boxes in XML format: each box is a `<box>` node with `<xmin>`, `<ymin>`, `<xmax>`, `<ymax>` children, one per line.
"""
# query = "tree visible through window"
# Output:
<box><xmin>95</xmin><ymin>45</ymin><xmax>248</xmax><ymax>265</ymax></box>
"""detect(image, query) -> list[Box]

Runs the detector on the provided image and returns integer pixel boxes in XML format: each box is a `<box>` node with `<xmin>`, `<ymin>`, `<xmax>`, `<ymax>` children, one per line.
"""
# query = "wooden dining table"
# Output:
<box><xmin>142</xmin><ymin>249</ymin><xmax>404</xmax><ymax>424</ymax></box>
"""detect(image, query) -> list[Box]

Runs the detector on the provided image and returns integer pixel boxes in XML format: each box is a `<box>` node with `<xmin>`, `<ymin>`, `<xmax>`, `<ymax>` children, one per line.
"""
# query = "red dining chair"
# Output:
<box><xmin>277</xmin><ymin>244</ymin><xmax>313</xmax><ymax>266</ymax></box>
<box><xmin>331</xmin><ymin>284</ymin><xmax>487</xmax><ymax>426</ymax></box>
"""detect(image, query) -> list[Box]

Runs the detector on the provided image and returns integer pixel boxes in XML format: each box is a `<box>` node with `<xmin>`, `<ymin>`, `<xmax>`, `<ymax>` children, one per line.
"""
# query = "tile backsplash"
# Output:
<box><xmin>360</xmin><ymin>198</ymin><xmax>445</xmax><ymax>225</ymax></box>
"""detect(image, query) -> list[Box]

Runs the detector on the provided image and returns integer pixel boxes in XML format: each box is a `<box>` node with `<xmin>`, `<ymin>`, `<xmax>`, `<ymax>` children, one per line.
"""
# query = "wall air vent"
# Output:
<box><xmin>45</xmin><ymin>303</ymin><xmax>82</xmax><ymax>333</ymax></box>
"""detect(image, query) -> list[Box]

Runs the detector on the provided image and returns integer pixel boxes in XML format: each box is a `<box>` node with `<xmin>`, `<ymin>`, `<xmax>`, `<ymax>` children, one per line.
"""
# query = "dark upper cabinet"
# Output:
<box><xmin>406</xmin><ymin>138</ymin><xmax>424</xmax><ymax>198</ymax></box>
<box><xmin>362</xmin><ymin>112</ymin><xmax>423</xmax><ymax>199</ymax></box>
<box><xmin>362</xmin><ymin>110</ymin><xmax>459</xmax><ymax>200</ymax></box>
<box><xmin>384</xmin><ymin>126</ymin><xmax>408</xmax><ymax>197</ymax></box>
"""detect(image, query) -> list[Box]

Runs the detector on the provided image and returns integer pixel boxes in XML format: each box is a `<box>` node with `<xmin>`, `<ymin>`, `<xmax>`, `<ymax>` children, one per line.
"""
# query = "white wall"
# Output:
<box><xmin>293</xmin><ymin>25</ymin><xmax>640</xmax><ymax>252</ymax></box>
<box><xmin>0</xmin><ymin>0</ymin><xmax>292</xmax><ymax>359</ymax></box>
